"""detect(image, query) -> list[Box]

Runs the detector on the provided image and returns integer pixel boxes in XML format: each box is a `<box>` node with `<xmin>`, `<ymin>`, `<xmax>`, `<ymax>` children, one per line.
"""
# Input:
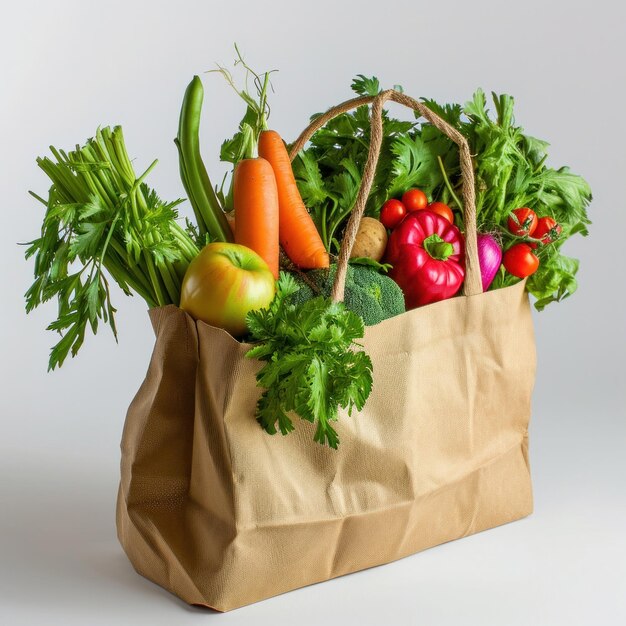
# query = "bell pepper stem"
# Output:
<box><xmin>423</xmin><ymin>234</ymin><xmax>454</xmax><ymax>261</ymax></box>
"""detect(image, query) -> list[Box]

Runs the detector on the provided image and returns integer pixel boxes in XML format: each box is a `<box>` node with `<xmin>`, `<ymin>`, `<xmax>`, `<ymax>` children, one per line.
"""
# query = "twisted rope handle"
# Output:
<box><xmin>289</xmin><ymin>89</ymin><xmax>483</xmax><ymax>303</ymax></box>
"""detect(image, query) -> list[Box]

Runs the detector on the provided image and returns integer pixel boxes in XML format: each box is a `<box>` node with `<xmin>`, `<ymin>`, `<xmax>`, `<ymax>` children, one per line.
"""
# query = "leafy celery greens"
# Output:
<box><xmin>294</xmin><ymin>77</ymin><xmax>591</xmax><ymax>310</ymax></box>
<box><xmin>25</xmin><ymin>126</ymin><xmax>198</xmax><ymax>370</ymax></box>
<box><xmin>246</xmin><ymin>273</ymin><xmax>373</xmax><ymax>449</ymax></box>
<box><xmin>425</xmin><ymin>89</ymin><xmax>592</xmax><ymax>309</ymax></box>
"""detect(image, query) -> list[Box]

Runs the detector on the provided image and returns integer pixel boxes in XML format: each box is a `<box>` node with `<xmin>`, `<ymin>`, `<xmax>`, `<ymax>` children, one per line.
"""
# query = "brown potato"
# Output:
<box><xmin>349</xmin><ymin>217</ymin><xmax>388</xmax><ymax>261</ymax></box>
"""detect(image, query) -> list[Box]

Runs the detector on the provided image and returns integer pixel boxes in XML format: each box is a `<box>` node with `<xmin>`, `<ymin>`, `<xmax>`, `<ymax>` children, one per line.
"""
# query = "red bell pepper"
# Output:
<box><xmin>386</xmin><ymin>211</ymin><xmax>465</xmax><ymax>309</ymax></box>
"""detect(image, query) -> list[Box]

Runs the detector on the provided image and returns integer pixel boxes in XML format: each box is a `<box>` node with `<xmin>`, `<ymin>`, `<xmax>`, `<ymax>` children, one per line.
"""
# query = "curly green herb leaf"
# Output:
<box><xmin>246</xmin><ymin>272</ymin><xmax>373</xmax><ymax>449</ymax></box>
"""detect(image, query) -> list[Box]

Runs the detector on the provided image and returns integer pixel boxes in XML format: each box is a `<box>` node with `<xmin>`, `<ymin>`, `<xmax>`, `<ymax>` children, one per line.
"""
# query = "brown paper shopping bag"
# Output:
<box><xmin>116</xmin><ymin>90</ymin><xmax>536</xmax><ymax>611</ymax></box>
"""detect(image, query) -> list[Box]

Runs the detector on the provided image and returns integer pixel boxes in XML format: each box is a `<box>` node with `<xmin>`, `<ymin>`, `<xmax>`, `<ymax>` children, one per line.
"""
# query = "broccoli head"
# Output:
<box><xmin>288</xmin><ymin>264</ymin><xmax>405</xmax><ymax>326</ymax></box>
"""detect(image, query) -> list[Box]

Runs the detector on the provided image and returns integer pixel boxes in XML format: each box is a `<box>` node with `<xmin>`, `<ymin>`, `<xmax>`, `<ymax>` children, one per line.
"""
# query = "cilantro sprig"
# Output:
<box><xmin>246</xmin><ymin>273</ymin><xmax>373</xmax><ymax>449</ymax></box>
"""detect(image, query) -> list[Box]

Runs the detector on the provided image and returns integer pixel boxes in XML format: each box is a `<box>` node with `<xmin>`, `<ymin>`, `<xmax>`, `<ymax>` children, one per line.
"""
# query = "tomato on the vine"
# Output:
<box><xmin>533</xmin><ymin>216</ymin><xmax>562</xmax><ymax>244</ymax></box>
<box><xmin>503</xmin><ymin>243</ymin><xmax>539</xmax><ymax>278</ymax></box>
<box><xmin>380</xmin><ymin>199</ymin><xmax>406</xmax><ymax>229</ymax></box>
<box><xmin>507</xmin><ymin>208</ymin><xmax>538</xmax><ymax>237</ymax></box>
<box><xmin>426</xmin><ymin>202</ymin><xmax>454</xmax><ymax>224</ymax></box>
<box><xmin>402</xmin><ymin>189</ymin><xmax>428</xmax><ymax>212</ymax></box>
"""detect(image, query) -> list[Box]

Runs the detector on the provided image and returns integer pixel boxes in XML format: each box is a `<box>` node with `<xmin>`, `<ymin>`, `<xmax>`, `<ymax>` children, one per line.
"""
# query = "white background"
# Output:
<box><xmin>1</xmin><ymin>0</ymin><xmax>625</xmax><ymax>623</ymax></box>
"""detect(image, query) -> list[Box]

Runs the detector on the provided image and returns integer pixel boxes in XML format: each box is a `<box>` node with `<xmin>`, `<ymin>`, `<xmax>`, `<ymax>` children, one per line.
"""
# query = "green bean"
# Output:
<box><xmin>176</xmin><ymin>76</ymin><xmax>233</xmax><ymax>242</ymax></box>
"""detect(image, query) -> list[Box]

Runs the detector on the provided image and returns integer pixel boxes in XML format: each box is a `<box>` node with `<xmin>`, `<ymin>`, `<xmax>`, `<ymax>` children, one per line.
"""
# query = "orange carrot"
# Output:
<box><xmin>233</xmin><ymin>157</ymin><xmax>279</xmax><ymax>279</ymax></box>
<box><xmin>258</xmin><ymin>130</ymin><xmax>329</xmax><ymax>269</ymax></box>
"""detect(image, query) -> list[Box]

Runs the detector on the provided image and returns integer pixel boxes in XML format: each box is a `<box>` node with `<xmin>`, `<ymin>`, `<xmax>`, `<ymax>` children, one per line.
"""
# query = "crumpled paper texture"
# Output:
<box><xmin>116</xmin><ymin>280</ymin><xmax>536</xmax><ymax>611</ymax></box>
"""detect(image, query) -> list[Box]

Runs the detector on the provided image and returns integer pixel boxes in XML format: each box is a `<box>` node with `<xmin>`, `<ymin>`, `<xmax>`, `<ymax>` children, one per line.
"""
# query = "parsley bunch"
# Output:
<box><xmin>25</xmin><ymin>126</ymin><xmax>198</xmax><ymax>369</ymax></box>
<box><xmin>292</xmin><ymin>75</ymin><xmax>457</xmax><ymax>252</ymax></box>
<box><xmin>246</xmin><ymin>273</ymin><xmax>373</xmax><ymax>449</ymax></box>
<box><xmin>426</xmin><ymin>90</ymin><xmax>592</xmax><ymax>309</ymax></box>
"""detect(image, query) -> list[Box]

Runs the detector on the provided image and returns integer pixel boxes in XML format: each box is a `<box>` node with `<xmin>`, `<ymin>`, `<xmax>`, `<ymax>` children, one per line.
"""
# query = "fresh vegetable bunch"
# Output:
<box><xmin>292</xmin><ymin>76</ymin><xmax>460</xmax><ymax>253</ymax></box>
<box><xmin>24</xmin><ymin>52</ymin><xmax>370</xmax><ymax>449</ymax></box>
<box><xmin>25</xmin><ymin>55</ymin><xmax>591</xmax><ymax>449</ymax></box>
<box><xmin>293</xmin><ymin>78</ymin><xmax>591</xmax><ymax>311</ymax></box>
<box><xmin>428</xmin><ymin>91</ymin><xmax>591</xmax><ymax>308</ymax></box>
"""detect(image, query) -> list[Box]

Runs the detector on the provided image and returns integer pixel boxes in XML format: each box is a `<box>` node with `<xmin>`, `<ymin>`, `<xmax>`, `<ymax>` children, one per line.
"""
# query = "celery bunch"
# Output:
<box><xmin>25</xmin><ymin>126</ymin><xmax>198</xmax><ymax>369</ymax></box>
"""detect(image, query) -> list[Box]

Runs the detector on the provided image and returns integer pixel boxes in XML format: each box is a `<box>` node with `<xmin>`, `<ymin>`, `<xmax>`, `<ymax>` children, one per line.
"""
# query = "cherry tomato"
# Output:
<box><xmin>507</xmin><ymin>208</ymin><xmax>538</xmax><ymax>237</ymax></box>
<box><xmin>380</xmin><ymin>199</ymin><xmax>406</xmax><ymax>229</ymax></box>
<box><xmin>503</xmin><ymin>243</ymin><xmax>539</xmax><ymax>278</ymax></box>
<box><xmin>533</xmin><ymin>216</ymin><xmax>562</xmax><ymax>244</ymax></box>
<box><xmin>426</xmin><ymin>202</ymin><xmax>454</xmax><ymax>224</ymax></box>
<box><xmin>402</xmin><ymin>189</ymin><xmax>428</xmax><ymax>212</ymax></box>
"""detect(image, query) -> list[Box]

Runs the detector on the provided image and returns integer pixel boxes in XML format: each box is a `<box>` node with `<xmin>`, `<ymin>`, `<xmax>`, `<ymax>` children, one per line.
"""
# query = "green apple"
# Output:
<box><xmin>180</xmin><ymin>242</ymin><xmax>275</xmax><ymax>336</ymax></box>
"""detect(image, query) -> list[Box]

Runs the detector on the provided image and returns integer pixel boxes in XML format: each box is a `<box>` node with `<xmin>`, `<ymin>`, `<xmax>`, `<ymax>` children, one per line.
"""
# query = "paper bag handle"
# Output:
<box><xmin>289</xmin><ymin>90</ymin><xmax>482</xmax><ymax>303</ymax></box>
